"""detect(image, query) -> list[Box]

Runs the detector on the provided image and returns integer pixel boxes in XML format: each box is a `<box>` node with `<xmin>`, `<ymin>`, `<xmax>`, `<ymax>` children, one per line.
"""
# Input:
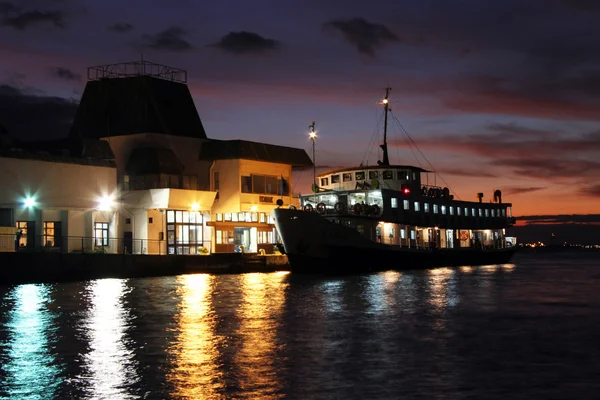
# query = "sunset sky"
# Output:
<box><xmin>1</xmin><ymin>0</ymin><xmax>599</xmax><ymax>217</ymax></box>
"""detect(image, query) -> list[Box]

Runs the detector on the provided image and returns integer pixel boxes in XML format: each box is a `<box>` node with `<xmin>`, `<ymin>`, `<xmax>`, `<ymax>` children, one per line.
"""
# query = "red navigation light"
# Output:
<box><xmin>403</xmin><ymin>188</ymin><xmax>410</xmax><ymax>194</ymax></box>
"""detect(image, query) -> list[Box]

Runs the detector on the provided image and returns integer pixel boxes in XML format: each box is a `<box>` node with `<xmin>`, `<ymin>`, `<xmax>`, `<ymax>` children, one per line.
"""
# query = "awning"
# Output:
<box><xmin>122</xmin><ymin>188</ymin><xmax>217</xmax><ymax>210</ymax></box>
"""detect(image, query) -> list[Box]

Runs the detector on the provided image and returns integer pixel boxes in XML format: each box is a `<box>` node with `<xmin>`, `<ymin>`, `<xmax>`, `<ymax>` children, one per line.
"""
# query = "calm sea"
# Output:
<box><xmin>1</xmin><ymin>251</ymin><xmax>599</xmax><ymax>400</ymax></box>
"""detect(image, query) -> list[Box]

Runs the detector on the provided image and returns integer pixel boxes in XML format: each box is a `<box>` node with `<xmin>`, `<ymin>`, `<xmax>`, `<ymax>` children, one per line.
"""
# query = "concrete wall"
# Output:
<box><xmin>0</xmin><ymin>156</ymin><xmax>117</xmax><ymax>209</ymax></box>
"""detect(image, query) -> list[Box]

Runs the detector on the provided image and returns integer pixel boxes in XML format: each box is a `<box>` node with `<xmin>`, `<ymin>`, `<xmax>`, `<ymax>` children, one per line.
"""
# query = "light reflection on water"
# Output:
<box><xmin>78</xmin><ymin>278</ymin><xmax>139</xmax><ymax>399</ymax></box>
<box><xmin>167</xmin><ymin>274</ymin><xmax>224</xmax><ymax>400</ymax></box>
<box><xmin>2</xmin><ymin>254</ymin><xmax>600</xmax><ymax>399</ymax></box>
<box><xmin>1</xmin><ymin>284</ymin><xmax>60</xmax><ymax>399</ymax></box>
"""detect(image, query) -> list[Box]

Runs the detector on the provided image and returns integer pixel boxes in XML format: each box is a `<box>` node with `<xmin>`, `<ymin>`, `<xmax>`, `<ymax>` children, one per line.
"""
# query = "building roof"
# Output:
<box><xmin>125</xmin><ymin>147</ymin><xmax>184</xmax><ymax>175</ymax></box>
<box><xmin>70</xmin><ymin>75</ymin><xmax>207</xmax><ymax>140</ymax></box>
<box><xmin>198</xmin><ymin>139</ymin><xmax>313</xmax><ymax>168</ymax></box>
<box><xmin>0</xmin><ymin>137</ymin><xmax>116</xmax><ymax>167</ymax></box>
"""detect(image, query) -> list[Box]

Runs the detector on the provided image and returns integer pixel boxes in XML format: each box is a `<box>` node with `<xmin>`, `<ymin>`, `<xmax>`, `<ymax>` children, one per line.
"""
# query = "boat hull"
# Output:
<box><xmin>273</xmin><ymin>208</ymin><xmax>517</xmax><ymax>274</ymax></box>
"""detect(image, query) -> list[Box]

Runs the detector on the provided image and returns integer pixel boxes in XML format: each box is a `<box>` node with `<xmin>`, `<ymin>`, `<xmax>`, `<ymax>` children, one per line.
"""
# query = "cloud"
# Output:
<box><xmin>209</xmin><ymin>31</ymin><xmax>279</xmax><ymax>54</ymax></box>
<box><xmin>324</xmin><ymin>17</ymin><xmax>399</xmax><ymax>56</ymax></box>
<box><xmin>0</xmin><ymin>84</ymin><xmax>77</xmax><ymax>140</ymax></box>
<box><xmin>442</xmin><ymin>168</ymin><xmax>498</xmax><ymax>178</ymax></box>
<box><xmin>518</xmin><ymin>214</ymin><xmax>600</xmax><ymax>224</ymax></box>
<box><xmin>108</xmin><ymin>22</ymin><xmax>133</xmax><ymax>34</ymax></box>
<box><xmin>142</xmin><ymin>27</ymin><xmax>193</xmax><ymax>52</ymax></box>
<box><xmin>1</xmin><ymin>9</ymin><xmax>66</xmax><ymax>30</ymax></box>
<box><xmin>0</xmin><ymin>1</ymin><xmax>18</xmax><ymax>14</ymax></box>
<box><xmin>503</xmin><ymin>187</ymin><xmax>547</xmax><ymax>195</ymax></box>
<box><xmin>50</xmin><ymin>67</ymin><xmax>81</xmax><ymax>81</ymax></box>
<box><xmin>579</xmin><ymin>184</ymin><xmax>600</xmax><ymax>197</ymax></box>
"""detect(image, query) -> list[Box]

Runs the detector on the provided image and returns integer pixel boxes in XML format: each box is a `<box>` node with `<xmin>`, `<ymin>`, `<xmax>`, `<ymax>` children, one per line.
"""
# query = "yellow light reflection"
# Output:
<box><xmin>427</xmin><ymin>267</ymin><xmax>456</xmax><ymax>312</ymax></box>
<box><xmin>460</xmin><ymin>266</ymin><xmax>474</xmax><ymax>273</ymax></box>
<box><xmin>3</xmin><ymin>284</ymin><xmax>60</xmax><ymax>398</ymax></box>
<box><xmin>82</xmin><ymin>278</ymin><xmax>138</xmax><ymax>399</ymax></box>
<box><xmin>501</xmin><ymin>263</ymin><xmax>516</xmax><ymax>272</ymax></box>
<box><xmin>168</xmin><ymin>274</ymin><xmax>224</xmax><ymax>400</ymax></box>
<box><xmin>236</xmin><ymin>272</ymin><xmax>288</xmax><ymax>398</ymax></box>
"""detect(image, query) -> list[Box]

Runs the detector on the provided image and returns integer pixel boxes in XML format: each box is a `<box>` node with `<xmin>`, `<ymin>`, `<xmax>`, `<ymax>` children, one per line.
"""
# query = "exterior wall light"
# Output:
<box><xmin>190</xmin><ymin>203</ymin><xmax>200</xmax><ymax>211</ymax></box>
<box><xmin>23</xmin><ymin>196</ymin><xmax>36</xmax><ymax>208</ymax></box>
<box><xmin>97</xmin><ymin>194</ymin><xmax>114</xmax><ymax>211</ymax></box>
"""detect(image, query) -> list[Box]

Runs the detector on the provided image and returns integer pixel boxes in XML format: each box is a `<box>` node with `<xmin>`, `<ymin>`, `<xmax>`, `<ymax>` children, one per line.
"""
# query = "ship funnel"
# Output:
<box><xmin>477</xmin><ymin>192</ymin><xmax>484</xmax><ymax>203</ymax></box>
<box><xmin>493</xmin><ymin>189</ymin><xmax>502</xmax><ymax>203</ymax></box>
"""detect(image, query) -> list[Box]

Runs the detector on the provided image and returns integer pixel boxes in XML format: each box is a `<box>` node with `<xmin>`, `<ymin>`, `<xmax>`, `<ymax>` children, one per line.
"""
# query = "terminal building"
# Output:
<box><xmin>0</xmin><ymin>60</ymin><xmax>312</xmax><ymax>254</ymax></box>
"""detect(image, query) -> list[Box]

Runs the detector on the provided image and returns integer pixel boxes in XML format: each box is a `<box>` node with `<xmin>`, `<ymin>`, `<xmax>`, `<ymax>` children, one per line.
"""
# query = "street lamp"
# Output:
<box><xmin>309</xmin><ymin>121</ymin><xmax>317</xmax><ymax>204</ymax></box>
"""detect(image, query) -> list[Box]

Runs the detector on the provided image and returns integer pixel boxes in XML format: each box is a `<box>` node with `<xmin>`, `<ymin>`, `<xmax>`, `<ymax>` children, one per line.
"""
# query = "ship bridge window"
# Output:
<box><xmin>391</xmin><ymin>198</ymin><xmax>398</xmax><ymax>208</ymax></box>
<box><xmin>491</xmin><ymin>209</ymin><xmax>495</xmax><ymax>217</ymax></box>
<box><xmin>485</xmin><ymin>209</ymin><xmax>489</xmax><ymax>217</ymax></box>
<box><xmin>457</xmin><ymin>207</ymin><xmax>461</xmax><ymax>216</ymax></box>
<box><xmin>403</xmin><ymin>200</ymin><xmax>410</xmax><ymax>210</ymax></box>
<box><xmin>502</xmin><ymin>209</ymin><xmax>506</xmax><ymax>217</ymax></box>
<box><xmin>424</xmin><ymin>203</ymin><xmax>430</xmax><ymax>212</ymax></box>
<box><xmin>449</xmin><ymin>206</ymin><xmax>454</xmax><ymax>215</ymax></box>
<box><xmin>369</xmin><ymin>171</ymin><xmax>378</xmax><ymax>179</ymax></box>
<box><xmin>464</xmin><ymin>207</ymin><xmax>468</xmax><ymax>216</ymax></box>
<box><xmin>441</xmin><ymin>205</ymin><xmax>447</xmax><ymax>215</ymax></box>
<box><xmin>413</xmin><ymin>172</ymin><xmax>417</xmax><ymax>180</ymax></box>
<box><xmin>321</xmin><ymin>177</ymin><xmax>329</xmax><ymax>186</ymax></box>
<box><xmin>472</xmin><ymin>208</ymin><xmax>476</xmax><ymax>216</ymax></box>
<box><xmin>383</xmin><ymin>170</ymin><xmax>394</xmax><ymax>180</ymax></box>
<box><xmin>343</xmin><ymin>173</ymin><xmax>353</xmax><ymax>182</ymax></box>
<box><xmin>433</xmin><ymin>204</ymin><xmax>439</xmax><ymax>214</ymax></box>
<box><xmin>355</xmin><ymin>171</ymin><xmax>365</xmax><ymax>180</ymax></box>
<box><xmin>414</xmin><ymin>201</ymin><xmax>420</xmax><ymax>211</ymax></box>
<box><xmin>478</xmin><ymin>209</ymin><xmax>483</xmax><ymax>217</ymax></box>
<box><xmin>331</xmin><ymin>174</ymin><xmax>340</xmax><ymax>183</ymax></box>
<box><xmin>398</xmin><ymin>170</ymin><xmax>410</xmax><ymax>180</ymax></box>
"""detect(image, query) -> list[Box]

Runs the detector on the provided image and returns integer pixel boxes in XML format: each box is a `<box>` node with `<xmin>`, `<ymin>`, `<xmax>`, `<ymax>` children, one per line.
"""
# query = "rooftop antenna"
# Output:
<box><xmin>378</xmin><ymin>87</ymin><xmax>391</xmax><ymax>166</ymax></box>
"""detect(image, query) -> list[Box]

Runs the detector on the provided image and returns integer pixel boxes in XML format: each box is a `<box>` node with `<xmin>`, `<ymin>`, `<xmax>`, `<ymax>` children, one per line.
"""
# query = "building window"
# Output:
<box><xmin>16</xmin><ymin>221</ymin><xmax>28</xmax><ymax>247</ymax></box>
<box><xmin>251</xmin><ymin>212</ymin><xmax>258</xmax><ymax>222</ymax></box>
<box><xmin>241</xmin><ymin>176</ymin><xmax>252</xmax><ymax>193</ymax></box>
<box><xmin>391</xmin><ymin>198</ymin><xmax>398</xmax><ymax>208</ymax></box>
<box><xmin>414</xmin><ymin>201</ymin><xmax>420</xmax><ymax>211</ymax></box>
<box><xmin>95</xmin><ymin>222</ymin><xmax>109</xmax><ymax>246</ymax></box>
<box><xmin>232</xmin><ymin>213</ymin><xmax>239</xmax><ymax>222</ymax></box>
<box><xmin>224</xmin><ymin>213</ymin><xmax>232</xmax><ymax>221</ymax></box>
<box><xmin>166</xmin><ymin>210</ymin><xmax>204</xmax><ymax>254</ymax></box>
<box><xmin>43</xmin><ymin>222</ymin><xmax>55</xmax><ymax>247</ymax></box>
<box><xmin>342</xmin><ymin>173</ymin><xmax>352</xmax><ymax>182</ymax></box>
<box><xmin>320</xmin><ymin>177</ymin><xmax>329</xmax><ymax>186</ymax></box>
<box><xmin>216</xmin><ymin>213</ymin><xmax>223</xmax><ymax>221</ymax></box>
<box><xmin>403</xmin><ymin>200</ymin><xmax>410</xmax><ymax>210</ymax></box>
<box><xmin>331</xmin><ymin>174</ymin><xmax>340</xmax><ymax>183</ymax></box>
<box><xmin>260</xmin><ymin>213</ymin><xmax>266</xmax><ymax>223</ymax></box>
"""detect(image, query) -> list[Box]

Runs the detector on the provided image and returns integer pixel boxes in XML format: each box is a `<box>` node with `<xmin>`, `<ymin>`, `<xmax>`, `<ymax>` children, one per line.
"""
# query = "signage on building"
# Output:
<box><xmin>259</xmin><ymin>196</ymin><xmax>273</xmax><ymax>203</ymax></box>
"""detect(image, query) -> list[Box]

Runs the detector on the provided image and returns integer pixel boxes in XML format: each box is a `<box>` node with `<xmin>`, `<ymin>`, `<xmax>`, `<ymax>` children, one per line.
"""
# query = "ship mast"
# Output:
<box><xmin>378</xmin><ymin>87</ymin><xmax>391</xmax><ymax>166</ymax></box>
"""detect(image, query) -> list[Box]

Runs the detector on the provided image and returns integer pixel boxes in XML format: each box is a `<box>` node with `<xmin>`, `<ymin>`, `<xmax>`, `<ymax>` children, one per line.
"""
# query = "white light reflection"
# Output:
<box><xmin>320</xmin><ymin>280</ymin><xmax>345</xmax><ymax>313</ymax></box>
<box><xmin>363</xmin><ymin>271</ymin><xmax>402</xmax><ymax>314</ymax></box>
<box><xmin>80</xmin><ymin>279</ymin><xmax>138</xmax><ymax>399</ymax></box>
<box><xmin>427</xmin><ymin>268</ymin><xmax>458</xmax><ymax>312</ymax></box>
<box><xmin>2</xmin><ymin>284</ymin><xmax>60</xmax><ymax>399</ymax></box>
<box><xmin>236</xmin><ymin>272</ymin><xmax>288</xmax><ymax>397</ymax></box>
<box><xmin>167</xmin><ymin>274</ymin><xmax>224</xmax><ymax>400</ymax></box>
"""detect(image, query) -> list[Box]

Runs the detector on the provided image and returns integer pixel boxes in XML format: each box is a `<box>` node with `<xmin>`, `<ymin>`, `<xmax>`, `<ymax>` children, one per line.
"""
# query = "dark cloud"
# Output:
<box><xmin>0</xmin><ymin>84</ymin><xmax>77</xmax><ymax>140</ymax></box>
<box><xmin>108</xmin><ymin>22</ymin><xmax>133</xmax><ymax>33</ymax></box>
<box><xmin>0</xmin><ymin>1</ymin><xmax>18</xmax><ymax>14</ymax></box>
<box><xmin>142</xmin><ymin>27</ymin><xmax>193</xmax><ymax>52</ymax></box>
<box><xmin>209</xmin><ymin>31</ymin><xmax>278</xmax><ymax>54</ymax></box>
<box><xmin>1</xmin><ymin>9</ymin><xmax>66</xmax><ymax>30</ymax></box>
<box><xmin>324</xmin><ymin>17</ymin><xmax>399</xmax><ymax>56</ymax></box>
<box><xmin>442</xmin><ymin>168</ymin><xmax>498</xmax><ymax>178</ymax></box>
<box><xmin>50</xmin><ymin>67</ymin><xmax>81</xmax><ymax>81</ymax></box>
<box><xmin>518</xmin><ymin>214</ymin><xmax>600</xmax><ymax>224</ymax></box>
<box><xmin>503</xmin><ymin>187</ymin><xmax>547</xmax><ymax>195</ymax></box>
<box><xmin>579</xmin><ymin>184</ymin><xmax>600</xmax><ymax>197</ymax></box>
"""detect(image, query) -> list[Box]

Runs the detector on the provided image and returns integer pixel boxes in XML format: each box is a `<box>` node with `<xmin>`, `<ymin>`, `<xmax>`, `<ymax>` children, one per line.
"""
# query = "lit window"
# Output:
<box><xmin>449</xmin><ymin>206</ymin><xmax>454</xmax><ymax>215</ymax></box>
<box><xmin>224</xmin><ymin>213</ymin><xmax>232</xmax><ymax>221</ymax></box>
<box><xmin>457</xmin><ymin>207</ymin><xmax>461</xmax><ymax>216</ymax></box>
<box><xmin>464</xmin><ymin>208</ymin><xmax>468</xmax><ymax>216</ymax></box>
<box><xmin>391</xmin><ymin>198</ymin><xmax>398</xmax><ymax>208</ymax></box>
<box><xmin>479</xmin><ymin>209</ymin><xmax>483</xmax><ymax>217</ymax></box>
<box><xmin>414</xmin><ymin>201</ymin><xmax>420</xmax><ymax>211</ymax></box>
<box><xmin>485</xmin><ymin>209</ymin><xmax>489</xmax><ymax>217</ymax></box>
<box><xmin>94</xmin><ymin>222</ymin><xmax>109</xmax><ymax>246</ymax></box>
<box><xmin>441</xmin><ymin>205</ymin><xmax>446</xmax><ymax>215</ymax></box>
<box><xmin>410</xmin><ymin>230</ymin><xmax>416</xmax><ymax>240</ymax></box>
<box><xmin>260</xmin><ymin>213</ymin><xmax>266</xmax><ymax>223</ymax></box>
<box><xmin>232</xmin><ymin>213</ymin><xmax>239</xmax><ymax>222</ymax></box>
<box><xmin>403</xmin><ymin>200</ymin><xmax>409</xmax><ymax>210</ymax></box>
<box><xmin>216</xmin><ymin>213</ymin><xmax>223</xmax><ymax>221</ymax></box>
<box><xmin>433</xmin><ymin>204</ymin><xmax>439</xmax><ymax>214</ymax></box>
<box><xmin>424</xmin><ymin>203</ymin><xmax>430</xmax><ymax>212</ymax></box>
<box><xmin>491</xmin><ymin>209</ymin><xmax>495</xmax><ymax>217</ymax></box>
<box><xmin>43</xmin><ymin>221</ymin><xmax>55</xmax><ymax>247</ymax></box>
<box><xmin>472</xmin><ymin>208</ymin><xmax>476</xmax><ymax>216</ymax></box>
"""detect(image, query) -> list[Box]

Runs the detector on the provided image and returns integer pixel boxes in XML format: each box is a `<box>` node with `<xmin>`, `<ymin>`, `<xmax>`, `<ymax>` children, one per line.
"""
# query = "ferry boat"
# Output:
<box><xmin>272</xmin><ymin>88</ymin><xmax>517</xmax><ymax>274</ymax></box>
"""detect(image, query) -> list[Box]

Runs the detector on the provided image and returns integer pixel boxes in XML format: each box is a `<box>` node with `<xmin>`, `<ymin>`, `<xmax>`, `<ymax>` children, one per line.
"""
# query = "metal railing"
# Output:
<box><xmin>0</xmin><ymin>234</ymin><xmax>212</xmax><ymax>255</ymax></box>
